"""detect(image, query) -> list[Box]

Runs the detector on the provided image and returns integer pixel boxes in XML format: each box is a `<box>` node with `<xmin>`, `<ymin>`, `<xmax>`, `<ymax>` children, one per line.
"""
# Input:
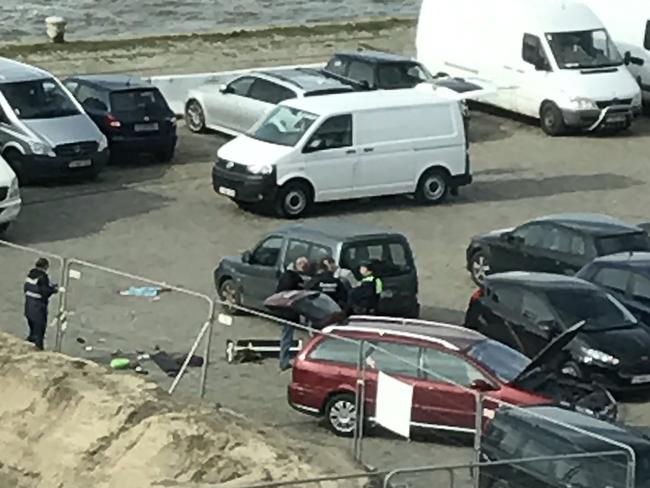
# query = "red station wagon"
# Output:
<box><xmin>288</xmin><ymin>317</ymin><xmax>615</xmax><ymax>437</ymax></box>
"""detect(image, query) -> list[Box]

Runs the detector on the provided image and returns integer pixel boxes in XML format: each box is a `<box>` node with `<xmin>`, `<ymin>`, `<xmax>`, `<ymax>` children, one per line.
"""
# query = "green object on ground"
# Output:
<box><xmin>110</xmin><ymin>358</ymin><xmax>130</xmax><ymax>370</ymax></box>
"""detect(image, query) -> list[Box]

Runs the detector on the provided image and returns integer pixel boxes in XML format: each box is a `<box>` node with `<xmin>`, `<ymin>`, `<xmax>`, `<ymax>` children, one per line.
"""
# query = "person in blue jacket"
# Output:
<box><xmin>24</xmin><ymin>258</ymin><xmax>59</xmax><ymax>350</ymax></box>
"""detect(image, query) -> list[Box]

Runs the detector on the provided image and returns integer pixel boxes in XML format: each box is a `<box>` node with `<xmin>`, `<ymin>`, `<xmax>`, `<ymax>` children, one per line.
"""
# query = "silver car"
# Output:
<box><xmin>0</xmin><ymin>57</ymin><xmax>109</xmax><ymax>183</ymax></box>
<box><xmin>184</xmin><ymin>68</ymin><xmax>353</xmax><ymax>136</ymax></box>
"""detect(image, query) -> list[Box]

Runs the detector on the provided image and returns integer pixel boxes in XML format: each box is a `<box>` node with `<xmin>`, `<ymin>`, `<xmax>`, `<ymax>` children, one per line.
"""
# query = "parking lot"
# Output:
<box><xmin>3</xmin><ymin>105</ymin><xmax>650</xmax><ymax>472</ymax></box>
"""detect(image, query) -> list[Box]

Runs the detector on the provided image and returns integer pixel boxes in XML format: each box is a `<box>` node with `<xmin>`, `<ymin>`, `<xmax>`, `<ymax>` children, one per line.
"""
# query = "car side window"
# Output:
<box><xmin>513</xmin><ymin>223</ymin><xmax>545</xmax><ymax>247</ymax></box>
<box><xmin>645</xmin><ymin>20</ymin><xmax>650</xmax><ymax>50</ymax></box>
<box><xmin>340</xmin><ymin>239</ymin><xmax>413</xmax><ymax>278</ymax></box>
<box><xmin>304</xmin><ymin>114</ymin><xmax>352</xmax><ymax>152</ymax></box>
<box><xmin>347</xmin><ymin>61</ymin><xmax>375</xmax><ymax>86</ymax></box>
<box><xmin>522</xmin><ymin>33</ymin><xmax>551</xmax><ymax>71</ymax></box>
<box><xmin>248</xmin><ymin>79</ymin><xmax>296</xmax><ymax>104</ymax></box>
<box><xmin>521</xmin><ymin>292</ymin><xmax>557</xmax><ymax>327</ymax></box>
<box><xmin>541</xmin><ymin>226</ymin><xmax>573</xmax><ymax>253</ymax></box>
<box><xmin>228</xmin><ymin>76</ymin><xmax>256</xmax><ymax>97</ymax></box>
<box><xmin>631</xmin><ymin>274</ymin><xmax>650</xmax><ymax>305</ymax></box>
<box><xmin>309</xmin><ymin>336</ymin><xmax>359</xmax><ymax>364</ymax></box>
<box><xmin>63</xmin><ymin>80</ymin><xmax>79</xmax><ymax>95</ymax></box>
<box><xmin>325</xmin><ymin>56</ymin><xmax>348</xmax><ymax>76</ymax></box>
<box><xmin>250</xmin><ymin>236</ymin><xmax>284</xmax><ymax>267</ymax></box>
<box><xmin>284</xmin><ymin>239</ymin><xmax>332</xmax><ymax>272</ymax></box>
<box><xmin>421</xmin><ymin>347</ymin><xmax>486</xmax><ymax>386</ymax></box>
<box><xmin>593</xmin><ymin>267</ymin><xmax>630</xmax><ymax>294</ymax></box>
<box><xmin>0</xmin><ymin>103</ymin><xmax>9</xmax><ymax>124</ymax></box>
<box><xmin>366</xmin><ymin>341</ymin><xmax>419</xmax><ymax>377</ymax></box>
<box><xmin>76</xmin><ymin>84</ymin><xmax>108</xmax><ymax>112</ymax></box>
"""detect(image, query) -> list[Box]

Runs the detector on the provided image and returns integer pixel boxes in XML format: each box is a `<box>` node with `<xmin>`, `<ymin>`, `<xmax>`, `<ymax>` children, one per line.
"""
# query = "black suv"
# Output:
<box><xmin>479</xmin><ymin>405</ymin><xmax>650</xmax><ymax>488</ymax></box>
<box><xmin>213</xmin><ymin>221</ymin><xmax>419</xmax><ymax>317</ymax></box>
<box><xmin>578</xmin><ymin>252</ymin><xmax>650</xmax><ymax>326</ymax></box>
<box><xmin>464</xmin><ymin>272</ymin><xmax>650</xmax><ymax>392</ymax></box>
<box><xmin>63</xmin><ymin>75</ymin><xmax>177</xmax><ymax>162</ymax></box>
<box><xmin>466</xmin><ymin>213</ymin><xmax>650</xmax><ymax>285</ymax></box>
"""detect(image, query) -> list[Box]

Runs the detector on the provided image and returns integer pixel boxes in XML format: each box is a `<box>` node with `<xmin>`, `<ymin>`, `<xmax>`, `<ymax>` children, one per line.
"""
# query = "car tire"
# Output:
<box><xmin>415</xmin><ymin>168</ymin><xmax>449</xmax><ymax>205</ymax></box>
<box><xmin>324</xmin><ymin>393</ymin><xmax>357</xmax><ymax>437</ymax></box>
<box><xmin>469</xmin><ymin>250</ymin><xmax>490</xmax><ymax>285</ymax></box>
<box><xmin>561</xmin><ymin>361</ymin><xmax>584</xmax><ymax>379</ymax></box>
<box><xmin>275</xmin><ymin>181</ymin><xmax>311</xmax><ymax>219</ymax></box>
<box><xmin>540</xmin><ymin>102</ymin><xmax>566</xmax><ymax>136</ymax></box>
<box><xmin>218</xmin><ymin>278</ymin><xmax>243</xmax><ymax>315</ymax></box>
<box><xmin>185</xmin><ymin>100</ymin><xmax>206</xmax><ymax>133</ymax></box>
<box><xmin>3</xmin><ymin>149</ymin><xmax>28</xmax><ymax>184</ymax></box>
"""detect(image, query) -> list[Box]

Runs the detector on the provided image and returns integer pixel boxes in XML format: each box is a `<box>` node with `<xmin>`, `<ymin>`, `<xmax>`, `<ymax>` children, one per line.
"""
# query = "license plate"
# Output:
<box><xmin>68</xmin><ymin>160</ymin><xmax>92</xmax><ymax>168</ymax></box>
<box><xmin>134</xmin><ymin>122</ymin><xmax>159</xmax><ymax>132</ymax></box>
<box><xmin>607</xmin><ymin>115</ymin><xmax>626</xmax><ymax>123</ymax></box>
<box><xmin>219</xmin><ymin>186</ymin><xmax>236</xmax><ymax>198</ymax></box>
<box><xmin>631</xmin><ymin>374</ymin><xmax>650</xmax><ymax>384</ymax></box>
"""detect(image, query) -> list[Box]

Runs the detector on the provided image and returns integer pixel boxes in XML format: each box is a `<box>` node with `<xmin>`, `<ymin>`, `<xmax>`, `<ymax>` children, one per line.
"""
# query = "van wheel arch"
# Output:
<box><xmin>320</xmin><ymin>389</ymin><xmax>356</xmax><ymax>415</ymax></box>
<box><xmin>415</xmin><ymin>166</ymin><xmax>451</xmax><ymax>204</ymax></box>
<box><xmin>274</xmin><ymin>178</ymin><xmax>314</xmax><ymax>219</ymax></box>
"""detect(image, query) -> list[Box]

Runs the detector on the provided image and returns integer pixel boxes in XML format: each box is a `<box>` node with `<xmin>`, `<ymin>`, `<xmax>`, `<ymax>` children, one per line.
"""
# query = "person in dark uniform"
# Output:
<box><xmin>277</xmin><ymin>256</ymin><xmax>309</xmax><ymax>371</ymax></box>
<box><xmin>348</xmin><ymin>260</ymin><xmax>383</xmax><ymax>315</ymax></box>
<box><xmin>305</xmin><ymin>256</ymin><xmax>348</xmax><ymax>308</ymax></box>
<box><xmin>24</xmin><ymin>257</ymin><xmax>59</xmax><ymax>350</ymax></box>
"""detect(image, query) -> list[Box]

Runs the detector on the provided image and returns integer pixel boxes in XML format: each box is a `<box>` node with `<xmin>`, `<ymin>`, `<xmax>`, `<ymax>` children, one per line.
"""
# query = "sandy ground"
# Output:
<box><xmin>0</xmin><ymin>21</ymin><xmax>650</xmax><ymax>485</ymax></box>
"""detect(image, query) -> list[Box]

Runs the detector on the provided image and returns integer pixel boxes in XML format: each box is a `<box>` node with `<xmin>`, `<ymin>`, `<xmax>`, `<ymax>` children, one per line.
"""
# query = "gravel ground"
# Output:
<box><xmin>1</xmin><ymin>23</ymin><xmax>650</xmax><ymax>482</ymax></box>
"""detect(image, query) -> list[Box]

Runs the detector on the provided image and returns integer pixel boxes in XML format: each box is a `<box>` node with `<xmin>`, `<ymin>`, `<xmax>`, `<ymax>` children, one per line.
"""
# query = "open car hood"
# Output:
<box><xmin>264</xmin><ymin>290</ymin><xmax>346</xmax><ymax>328</ymax></box>
<box><xmin>511</xmin><ymin>321</ymin><xmax>586</xmax><ymax>384</ymax></box>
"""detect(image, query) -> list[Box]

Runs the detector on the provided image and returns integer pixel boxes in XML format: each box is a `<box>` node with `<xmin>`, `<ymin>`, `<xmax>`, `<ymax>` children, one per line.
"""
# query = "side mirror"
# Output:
<box><xmin>242</xmin><ymin>251</ymin><xmax>251</xmax><ymax>263</ymax></box>
<box><xmin>624</xmin><ymin>51</ymin><xmax>632</xmax><ymax>66</ymax></box>
<box><xmin>470</xmin><ymin>379</ymin><xmax>497</xmax><ymax>392</ymax></box>
<box><xmin>219</xmin><ymin>84</ymin><xmax>230</xmax><ymax>94</ymax></box>
<box><xmin>304</xmin><ymin>138</ymin><xmax>323</xmax><ymax>153</ymax></box>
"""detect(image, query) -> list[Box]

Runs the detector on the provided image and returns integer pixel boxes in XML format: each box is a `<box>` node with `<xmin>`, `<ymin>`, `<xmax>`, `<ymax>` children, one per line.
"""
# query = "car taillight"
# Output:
<box><xmin>470</xmin><ymin>288</ymin><xmax>483</xmax><ymax>302</ymax></box>
<box><xmin>105</xmin><ymin>113</ymin><xmax>121</xmax><ymax>129</ymax></box>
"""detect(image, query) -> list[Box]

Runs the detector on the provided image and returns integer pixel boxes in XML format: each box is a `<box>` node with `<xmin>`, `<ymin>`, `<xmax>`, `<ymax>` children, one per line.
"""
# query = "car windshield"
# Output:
<box><xmin>546</xmin><ymin>29</ymin><xmax>622</xmax><ymax>69</ymax></box>
<box><xmin>596</xmin><ymin>232</ymin><xmax>650</xmax><ymax>255</ymax></box>
<box><xmin>544</xmin><ymin>288</ymin><xmax>637</xmax><ymax>330</ymax></box>
<box><xmin>1</xmin><ymin>78</ymin><xmax>80</xmax><ymax>119</ymax></box>
<box><xmin>248</xmin><ymin>105</ymin><xmax>318</xmax><ymax>147</ymax></box>
<box><xmin>376</xmin><ymin>62</ymin><xmax>433</xmax><ymax>89</ymax></box>
<box><xmin>466</xmin><ymin>340</ymin><xmax>531</xmax><ymax>382</ymax></box>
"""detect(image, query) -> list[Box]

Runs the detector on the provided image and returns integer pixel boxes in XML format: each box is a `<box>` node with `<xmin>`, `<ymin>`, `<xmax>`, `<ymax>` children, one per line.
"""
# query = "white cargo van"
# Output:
<box><xmin>580</xmin><ymin>0</ymin><xmax>650</xmax><ymax>103</ymax></box>
<box><xmin>416</xmin><ymin>0</ymin><xmax>642</xmax><ymax>135</ymax></box>
<box><xmin>0</xmin><ymin>154</ymin><xmax>20</xmax><ymax>234</ymax></box>
<box><xmin>212</xmin><ymin>89</ymin><xmax>470</xmax><ymax>218</ymax></box>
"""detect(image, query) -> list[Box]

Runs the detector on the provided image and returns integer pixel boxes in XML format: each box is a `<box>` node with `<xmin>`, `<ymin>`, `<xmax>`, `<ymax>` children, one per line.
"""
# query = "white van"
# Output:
<box><xmin>0</xmin><ymin>154</ymin><xmax>21</xmax><ymax>234</ymax></box>
<box><xmin>580</xmin><ymin>0</ymin><xmax>650</xmax><ymax>103</ymax></box>
<box><xmin>416</xmin><ymin>0</ymin><xmax>642</xmax><ymax>136</ymax></box>
<box><xmin>211</xmin><ymin>89</ymin><xmax>470</xmax><ymax>218</ymax></box>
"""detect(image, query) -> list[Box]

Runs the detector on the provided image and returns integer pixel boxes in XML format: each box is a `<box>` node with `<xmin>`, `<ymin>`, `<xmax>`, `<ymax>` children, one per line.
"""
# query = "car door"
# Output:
<box><xmin>475</xmin><ymin>284</ymin><xmax>526</xmax><ymax>352</ymax></box>
<box><xmin>241</xmin><ymin>235</ymin><xmax>286</xmax><ymax>308</ymax></box>
<box><xmin>630</xmin><ymin>273</ymin><xmax>650</xmax><ymax>325</ymax></box>
<box><xmin>415</xmin><ymin>346</ymin><xmax>491</xmax><ymax>430</ymax></box>
<box><xmin>243</xmin><ymin>79</ymin><xmax>295</xmax><ymax>132</ymax></box>
<box><xmin>488</xmin><ymin>223</ymin><xmax>547</xmax><ymax>274</ymax></box>
<box><xmin>516</xmin><ymin>33</ymin><xmax>553</xmax><ymax>117</ymax></box>
<box><xmin>517</xmin><ymin>290</ymin><xmax>561</xmax><ymax>357</ymax></box>
<box><xmin>538</xmin><ymin>226</ymin><xmax>593</xmax><ymax>275</ymax></box>
<box><xmin>301</xmin><ymin>114</ymin><xmax>356</xmax><ymax>201</ymax></box>
<box><xmin>204</xmin><ymin>76</ymin><xmax>256</xmax><ymax>132</ymax></box>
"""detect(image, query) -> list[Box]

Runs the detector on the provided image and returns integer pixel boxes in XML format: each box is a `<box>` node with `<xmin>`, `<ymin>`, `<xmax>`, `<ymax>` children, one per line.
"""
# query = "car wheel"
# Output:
<box><xmin>3</xmin><ymin>149</ymin><xmax>28</xmax><ymax>184</ymax></box>
<box><xmin>324</xmin><ymin>393</ymin><xmax>357</xmax><ymax>437</ymax></box>
<box><xmin>469</xmin><ymin>250</ymin><xmax>490</xmax><ymax>285</ymax></box>
<box><xmin>185</xmin><ymin>100</ymin><xmax>206</xmax><ymax>133</ymax></box>
<box><xmin>219</xmin><ymin>278</ymin><xmax>243</xmax><ymax>315</ymax></box>
<box><xmin>415</xmin><ymin>168</ymin><xmax>449</xmax><ymax>205</ymax></box>
<box><xmin>561</xmin><ymin>361</ymin><xmax>584</xmax><ymax>379</ymax></box>
<box><xmin>540</xmin><ymin>102</ymin><xmax>566</xmax><ymax>136</ymax></box>
<box><xmin>275</xmin><ymin>181</ymin><xmax>311</xmax><ymax>219</ymax></box>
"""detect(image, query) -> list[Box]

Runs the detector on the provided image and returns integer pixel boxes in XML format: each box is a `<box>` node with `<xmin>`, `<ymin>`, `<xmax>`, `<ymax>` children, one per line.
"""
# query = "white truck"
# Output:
<box><xmin>416</xmin><ymin>0</ymin><xmax>642</xmax><ymax>135</ymax></box>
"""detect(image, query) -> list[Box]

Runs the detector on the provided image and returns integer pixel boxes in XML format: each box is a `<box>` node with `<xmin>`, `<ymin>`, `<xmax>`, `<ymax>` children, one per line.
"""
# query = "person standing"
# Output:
<box><xmin>348</xmin><ymin>261</ymin><xmax>383</xmax><ymax>315</ymax></box>
<box><xmin>306</xmin><ymin>256</ymin><xmax>348</xmax><ymax>307</ymax></box>
<box><xmin>277</xmin><ymin>256</ymin><xmax>309</xmax><ymax>371</ymax></box>
<box><xmin>24</xmin><ymin>257</ymin><xmax>60</xmax><ymax>350</ymax></box>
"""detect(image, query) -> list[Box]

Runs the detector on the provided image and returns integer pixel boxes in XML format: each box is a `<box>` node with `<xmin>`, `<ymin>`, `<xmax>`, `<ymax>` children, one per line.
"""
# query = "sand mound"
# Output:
<box><xmin>0</xmin><ymin>333</ymin><xmax>363</xmax><ymax>488</ymax></box>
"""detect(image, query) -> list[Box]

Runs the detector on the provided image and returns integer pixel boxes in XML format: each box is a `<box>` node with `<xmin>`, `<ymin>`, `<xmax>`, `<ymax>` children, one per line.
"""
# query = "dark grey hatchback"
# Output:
<box><xmin>213</xmin><ymin>221</ymin><xmax>420</xmax><ymax>317</ymax></box>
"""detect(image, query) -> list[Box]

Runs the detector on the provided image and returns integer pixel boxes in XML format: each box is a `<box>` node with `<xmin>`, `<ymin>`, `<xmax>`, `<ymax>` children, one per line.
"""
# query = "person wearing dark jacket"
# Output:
<box><xmin>306</xmin><ymin>256</ymin><xmax>348</xmax><ymax>307</ymax></box>
<box><xmin>24</xmin><ymin>257</ymin><xmax>60</xmax><ymax>350</ymax></box>
<box><xmin>277</xmin><ymin>256</ymin><xmax>309</xmax><ymax>371</ymax></box>
<box><xmin>348</xmin><ymin>260</ymin><xmax>383</xmax><ymax>315</ymax></box>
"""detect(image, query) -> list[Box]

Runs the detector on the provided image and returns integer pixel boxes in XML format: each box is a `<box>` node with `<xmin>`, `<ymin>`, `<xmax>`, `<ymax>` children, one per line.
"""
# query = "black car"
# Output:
<box><xmin>466</xmin><ymin>213</ymin><xmax>650</xmax><ymax>285</ymax></box>
<box><xmin>479</xmin><ymin>405</ymin><xmax>650</xmax><ymax>488</ymax></box>
<box><xmin>577</xmin><ymin>252</ymin><xmax>650</xmax><ymax>326</ymax></box>
<box><xmin>63</xmin><ymin>75</ymin><xmax>177</xmax><ymax>162</ymax></box>
<box><xmin>464</xmin><ymin>272</ymin><xmax>650</xmax><ymax>392</ymax></box>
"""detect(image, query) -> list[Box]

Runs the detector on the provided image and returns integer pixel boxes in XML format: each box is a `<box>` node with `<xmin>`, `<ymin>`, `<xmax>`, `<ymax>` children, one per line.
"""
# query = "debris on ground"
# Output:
<box><xmin>118</xmin><ymin>286</ymin><xmax>171</xmax><ymax>298</ymax></box>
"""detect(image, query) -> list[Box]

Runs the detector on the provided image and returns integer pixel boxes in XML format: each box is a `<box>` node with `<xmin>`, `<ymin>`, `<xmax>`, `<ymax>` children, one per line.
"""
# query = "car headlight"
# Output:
<box><xmin>248</xmin><ymin>164</ymin><xmax>273</xmax><ymax>175</ymax></box>
<box><xmin>97</xmin><ymin>136</ymin><xmax>108</xmax><ymax>152</ymax></box>
<box><xmin>7</xmin><ymin>177</ymin><xmax>19</xmax><ymax>199</ymax></box>
<box><xmin>633</xmin><ymin>92</ymin><xmax>642</xmax><ymax>106</ymax></box>
<box><xmin>579</xmin><ymin>347</ymin><xmax>620</xmax><ymax>366</ymax></box>
<box><xmin>569</xmin><ymin>97</ymin><xmax>597</xmax><ymax>110</ymax></box>
<box><xmin>28</xmin><ymin>141</ymin><xmax>54</xmax><ymax>156</ymax></box>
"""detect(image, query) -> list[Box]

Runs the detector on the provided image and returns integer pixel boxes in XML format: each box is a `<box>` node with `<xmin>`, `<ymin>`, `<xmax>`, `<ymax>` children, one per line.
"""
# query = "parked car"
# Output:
<box><xmin>288</xmin><ymin>317</ymin><xmax>615</xmax><ymax>437</ymax></box>
<box><xmin>0</xmin><ymin>155</ymin><xmax>20</xmax><ymax>234</ymax></box>
<box><xmin>185</xmin><ymin>68</ymin><xmax>353</xmax><ymax>136</ymax></box>
<box><xmin>213</xmin><ymin>221</ymin><xmax>420</xmax><ymax>318</ymax></box>
<box><xmin>212</xmin><ymin>88</ymin><xmax>470</xmax><ymax>218</ymax></box>
<box><xmin>466</xmin><ymin>213</ymin><xmax>650</xmax><ymax>285</ymax></box>
<box><xmin>479</xmin><ymin>405</ymin><xmax>650</xmax><ymax>488</ymax></box>
<box><xmin>63</xmin><ymin>75</ymin><xmax>177</xmax><ymax>162</ymax></box>
<box><xmin>464</xmin><ymin>272</ymin><xmax>650</xmax><ymax>392</ymax></box>
<box><xmin>0</xmin><ymin>57</ymin><xmax>109</xmax><ymax>183</ymax></box>
<box><xmin>417</xmin><ymin>0</ymin><xmax>642</xmax><ymax>135</ymax></box>
<box><xmin>578</xmin><ymin>252</ymin><xmax>650</xmax><ymax>326</ymax></box>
